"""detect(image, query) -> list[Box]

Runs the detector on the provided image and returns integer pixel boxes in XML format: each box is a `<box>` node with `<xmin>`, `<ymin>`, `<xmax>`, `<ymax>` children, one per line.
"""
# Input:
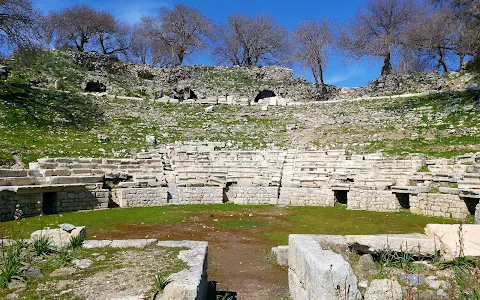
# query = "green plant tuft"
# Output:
<box><xmin>32</xmin><ymin>236</ymin><xmax>53</xmax><ymax>256</ymax></box>
<box><xmin>69</xmin><ymin>234</ymin><xmax>85</xmax><ymax>249</ymax></box>
<box><xmin>0</xmin><ymin>241</ymin><xmax>24</xmax><ymax>288</ymax></box>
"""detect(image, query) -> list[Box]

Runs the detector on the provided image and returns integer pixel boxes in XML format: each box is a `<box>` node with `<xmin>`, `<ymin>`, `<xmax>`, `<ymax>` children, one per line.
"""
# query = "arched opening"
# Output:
<box><xmin>254</xmin><ymin>90</ymin><xmax>276</xmax><ymax>103</ymax></box>
<box><xmin>85</xmin><ymin>81</ymin><xmax>106</xmax><ymax>92</ymax></box>
<box><xmin>173</xmin><ymin>87</ymin><xmax>197</xmax><ymax>100</ymax></box>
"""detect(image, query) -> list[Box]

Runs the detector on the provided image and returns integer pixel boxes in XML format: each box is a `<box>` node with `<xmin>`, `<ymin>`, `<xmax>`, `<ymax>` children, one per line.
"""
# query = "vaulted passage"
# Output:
<box><xmin>85</xmin><ymin>81</ymin><xmax>106</xmax><ymax>92</ymax></box>
<box><xmin>395</xmin><ymin>193</ymin><xmax>410</xmax><ymax>209</ymax></box>
<box><xmin>42</xmin><ymin>192</ymin><xmax>58</xmax><ymax>215</ymax></box>
<box><xmin>334</xmin><ymin>190</ymin><xmax>348</xmax><ymax>205</ymax></box>
<box><xmin>463</xmin><ymin>197</ymin><xmax>479</xmax><ymax>215</ymax></box>
<box><xmin>173</xmin><ymin>87</ymin><xmax>197</xmax><ymax>100</ymax></box>
<box><xmin>254</xmin><ymin>90</ymin><xmax>276</xmax><ymax>102</ymax></box>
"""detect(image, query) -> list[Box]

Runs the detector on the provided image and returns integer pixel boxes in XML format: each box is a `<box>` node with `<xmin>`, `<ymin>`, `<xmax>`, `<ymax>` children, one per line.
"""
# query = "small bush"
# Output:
<box><xmin>57</xmin><ymin>247</ymin><xmax>73</xmax><ymax>267</ymax></box>
<box><xmin>138</xmin><ymin>70</ymin><xmax>154</xmax><ymax>80</ymax></box>
<box><xmin>32</xmin><ymin>236</ymin><xmax>53</xmax><ymax>256</ymax></box>
<box><xmin>153</xmin><ymin>270</ymin><xmax>170</xmax><ymax>292</ymax></box>
<box><xmin>69</xmin><ymin>234</ymin><xmax>85</xmax><ymax>249</ymax></box>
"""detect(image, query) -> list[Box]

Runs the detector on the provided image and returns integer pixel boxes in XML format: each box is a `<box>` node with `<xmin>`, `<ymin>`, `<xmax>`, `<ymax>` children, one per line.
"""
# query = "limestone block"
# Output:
<box><xmin>345</xmin><ymin>235</ymin><xmax>437</xmax><ymax>256</ymax></box>
<box><xmin>425</xmin><ymin>224</ymin><xmax>480</xmax><ymax>260</ymax></box>
<box><xmin>110</xmin><ymin>239</ymin><xmax>157</xmax><ymax>248</ymax></box>
<box><xmin>277</xmin><ymin>98</ymin><xmax>287</xmax><ymax>106</ymax></box>
<box><xmin>288</xmin><ymin>235</ymin><xmax>359</xmax><ymax>300</ymax></box>
<box><xmin>31</xmin><ymin>226</ymin><xmax>86</xmax><ymax>246</ymax></box>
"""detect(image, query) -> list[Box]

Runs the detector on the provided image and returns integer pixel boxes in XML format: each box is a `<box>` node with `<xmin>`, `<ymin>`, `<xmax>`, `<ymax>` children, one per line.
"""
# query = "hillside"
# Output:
<box><xmin>0</xmin><ymin>50</ymin><xmax>480</xmax><ymax>165</ymax></box>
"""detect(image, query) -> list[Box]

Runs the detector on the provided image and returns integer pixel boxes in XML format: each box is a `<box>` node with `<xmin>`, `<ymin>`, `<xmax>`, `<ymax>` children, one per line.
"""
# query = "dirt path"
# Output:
<box><xmin>88</xmin><ymin>211</ymin><xmax>290</xmax><ymax>300</ymax></box>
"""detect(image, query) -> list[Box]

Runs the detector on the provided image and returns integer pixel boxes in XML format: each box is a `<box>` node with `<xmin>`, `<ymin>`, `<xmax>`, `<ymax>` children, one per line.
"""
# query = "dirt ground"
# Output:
<box><xmin>88</xmin><ymin>209</ymin><xmax>290</xmax><ymax>300</ymax></box>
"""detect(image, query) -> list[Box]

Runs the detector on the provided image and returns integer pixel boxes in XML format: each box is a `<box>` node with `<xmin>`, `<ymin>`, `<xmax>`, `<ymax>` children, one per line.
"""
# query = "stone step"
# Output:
<box><xmin>45</xmin><ymin>175</ymin><xmax>104</xmax><ymax>184</ymax></box>
<box><xmin>0</xmin><ymin>177</ymin><xmax>39</xmax><ymax>186</ymax></box>
<box><xmin>0</xmin><ymin>169</ymin><xmax>28</xmax><ymax>177</ymax></box>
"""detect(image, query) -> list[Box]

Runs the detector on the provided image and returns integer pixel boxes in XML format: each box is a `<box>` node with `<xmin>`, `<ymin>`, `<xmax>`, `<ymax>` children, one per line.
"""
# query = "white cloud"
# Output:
<box><xmin>111</xmin><ymin>1</ymin><xmax>170</xmax><ymax>24</ymax></box>
<box><xmin>325</xmin><ymin>65</ymin><xmax>367</xmax><ymax>86</ymax></box>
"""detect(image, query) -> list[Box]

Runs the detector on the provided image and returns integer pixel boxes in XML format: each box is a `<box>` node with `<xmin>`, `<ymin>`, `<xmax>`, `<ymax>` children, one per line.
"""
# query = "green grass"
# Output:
<box><xmin>0</xmin><ymin>205</ymin><xmax>461</xmax><ymax>245</ymax></box>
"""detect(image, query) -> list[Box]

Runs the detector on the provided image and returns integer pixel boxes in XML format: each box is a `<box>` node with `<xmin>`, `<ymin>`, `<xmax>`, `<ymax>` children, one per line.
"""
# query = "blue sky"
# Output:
<box><xmin>33</xmin><ymin>0</ymin><xmax>382</xmax><ymax>87</ymax></box>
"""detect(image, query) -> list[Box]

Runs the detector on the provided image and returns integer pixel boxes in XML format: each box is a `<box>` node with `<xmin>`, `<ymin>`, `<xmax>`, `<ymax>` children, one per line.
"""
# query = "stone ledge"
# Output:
<box><xmin>157</xmin><ymin>240</ymin><xmax>208</xmax><ymax>300</ymax></box>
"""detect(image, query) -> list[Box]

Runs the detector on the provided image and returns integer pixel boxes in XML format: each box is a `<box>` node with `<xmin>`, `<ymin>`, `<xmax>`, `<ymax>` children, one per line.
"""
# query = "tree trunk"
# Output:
<box><xmin>474</xmin><ymin>54</ymin><xmax>480</xmax><ymax>72</ymax></box>
<box><xmin>381</xmin><ymin>52</ymin><xmax>392</xmax><ymax>76</ymax></box>
<box><xmin>457</xmin><ymin>53</ymin><xmax>465</xmax><ymax>72</ymax></box>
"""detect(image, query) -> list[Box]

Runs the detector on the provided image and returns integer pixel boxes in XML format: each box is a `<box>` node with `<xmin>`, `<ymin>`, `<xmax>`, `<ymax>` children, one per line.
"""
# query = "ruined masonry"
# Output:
<box><xmin>1</xmin><ymin>142</ymin><xmax>479</xmax><ymax>221</ymax></box>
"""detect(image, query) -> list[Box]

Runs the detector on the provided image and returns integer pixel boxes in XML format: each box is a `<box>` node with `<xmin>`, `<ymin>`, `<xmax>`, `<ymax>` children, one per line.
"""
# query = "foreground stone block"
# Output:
<box><xmin>82</xmin><ymin>240</ymin><xmax>112</xmax><ymax>249</ymax></box>
<box><xmin>288</xmin><ymin>235</ymin><xmax>359</xmax><ymax>300</ymax></box>
<box><xmin>425</xmin><ymin>224</ymin><xmax>480</xmax><ymax>260</ymax></box>
<box><xmin>159</xmin><ymin>241</ymin><xmax>208</xmax><ymax>300</ymax></box>
<box><xmin>346</xmin><ymin>235</ymin><xmax>437</xmax><ymax>257</ymax></box>
<box><xmin>31</xmin><ymin>226</ymin><xmax>86</xmax><ymax>246</ymax></box>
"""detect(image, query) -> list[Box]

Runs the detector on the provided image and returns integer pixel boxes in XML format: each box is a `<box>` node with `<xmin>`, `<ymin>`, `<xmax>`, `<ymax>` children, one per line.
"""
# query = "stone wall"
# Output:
<box><xmin>112</xmin><ymin>188</ymin><xmax>168</xmax><ymax>208</ymax></box>
<box><xmin>228</xmin><ymin>186</ymin><xmax>279</xmax><ymax>205</ymax></box>
<box><xmin>347</xmin><ymin>190</ymin><xmax>401</xmax><ymax>212</ymax></box>
<box><xmin>0</xmin><ymin>187</ymin><xmax>109</xmax><ymax>221</ymax></box>
<box><xmin>1</xmin><ymin>192</ymin><xmax>42</xmax><ymax>221</ymax></box>
<box><xmin>283</xmin><ymin>187</ymin><xmax>335</xmax><ymax>206</ymax></box>
<box><xmin>176</xmin><ymin>186</ymin><xmax>224</xmax><ymax>204</ymax></box>
<box><xmin>56</xmin><ymin>189</ymin><xmax>109</xmax><ymax>212</ymax></box>
<box><xmin>410</xmin><ymin>193</ymin><xmax>470</xmax><ymax>219</ymax></box>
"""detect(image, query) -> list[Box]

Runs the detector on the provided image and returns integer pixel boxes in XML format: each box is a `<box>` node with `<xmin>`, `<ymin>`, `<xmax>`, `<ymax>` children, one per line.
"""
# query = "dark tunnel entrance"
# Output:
<box><xmin>254</xmin><ymin>90</ymin><xmax>276</xmax><ymax>103</ymax></box>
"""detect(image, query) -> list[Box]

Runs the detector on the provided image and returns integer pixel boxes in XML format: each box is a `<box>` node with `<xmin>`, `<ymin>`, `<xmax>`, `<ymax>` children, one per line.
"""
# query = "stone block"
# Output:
<box><xmin>31</xmin><ymin>226</ymin><xmax>86</xmax><ymax>246</ymax></box>
<box><xmin>425</xmin><ymin>224</ymin><xmax>480</xmax><ymax>260</ymax></box>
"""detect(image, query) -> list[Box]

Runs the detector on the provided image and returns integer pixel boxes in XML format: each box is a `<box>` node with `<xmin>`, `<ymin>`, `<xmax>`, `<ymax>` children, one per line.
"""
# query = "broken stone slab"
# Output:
<box><xmin>31</xmin><ymin>226</ymin><xmax>86</xmax><ymax>246</ymax></box>
<box><xmin>110</xmin><ymin>239</ymin><xmax>157</xmax><ymax>248</ymax></box>
<box><xmin>82</xmin><ymin>240</ymin><xmax>112</xmax><ymax>249</ymax></box>
<box><xmin>272</xmin><ymin>246</ymin><xmax>288</xmax><ymax>266</ymax></box>
<box><xmin>425</xmin><ymin>224</ymin><xmax>480</xmax><ymax>260</ymax></box>
<box><xmin>345</xmin><ymin>235</ymin><xmax>437</xmax><ymax>257</ymax></box>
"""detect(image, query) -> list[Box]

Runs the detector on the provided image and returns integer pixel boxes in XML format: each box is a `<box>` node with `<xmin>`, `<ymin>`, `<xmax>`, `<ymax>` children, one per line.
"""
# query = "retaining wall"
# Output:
<box><xmin>0</xmin><ymin>187</ymin><xmax>109</xmax><ymax>221</ymax></box>
<box><xmin>176</xmin><ymin>186</ymin><xmax>224</xmax><ymax>204</ymax></box>
<box><xmin>347</xmin><ymin>190</ymin><xmax>401</xmax><ymax>212</ymax></box>
<box><xmin>229</xmin><ymin>186</ymin><xmax>279</xmax><ymax>204</ymax></box>
<box><xmin>411</xmin><ymin>193</ymin><xmax>470</xmax><ymax>219</ymax></box>
<box><xmin>112</xmin><ymin>188</ymin><xmax>168</xmax><ymax>208</ymax></box>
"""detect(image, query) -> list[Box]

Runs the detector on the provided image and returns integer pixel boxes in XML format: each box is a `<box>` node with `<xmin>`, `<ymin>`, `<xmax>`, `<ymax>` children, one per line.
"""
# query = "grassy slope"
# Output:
<box><xmin>0</xmin><ymin>204</ymin><xmax>461</xmax><ymax>245</ymax></box>
<box><xmin>1</xmin><ymin>50</ymin><xmax>479</xmax><ymax>164</ymax></box>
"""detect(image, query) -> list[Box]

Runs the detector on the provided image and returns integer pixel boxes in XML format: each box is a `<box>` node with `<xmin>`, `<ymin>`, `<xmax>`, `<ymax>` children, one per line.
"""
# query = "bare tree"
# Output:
<box><xmin>44</xmin><ymin>5</ymin><xmax>118</xmax><ymax>53</ymax></box>
<box><xmin>293</xmin><ymin>19</ymin><xmax>332</xmax><ymax>98</ymax></box>
<box><xmin>0</xmin><ymin>0</ymin><xmax>39</xmax><ymax>49</ymax></box>
<box><xmin>338</xmin><ymin>0</ymin><xmax>417</xmax><ymax>76</ymax></box>
<box><xmin>95</xmin><ymin>16</ymin><xmax>131</xmax><ymax>56</ymax></box>
<box><xmin>143</xmin><ymin>4</ymin><xmax>211</xmax><ymax>66</ymax></box>
<box><xmin>401</xmin><ymin>8</ymin><xmax>458</xmax><ymax>73</ymax></box>
<box><xmin>127</xmin><ymin>22</ymin><xmax>151</xmax><ymax>65</ymax></box>
<box><xmin>436</xmin><ymin>0</ymin><xmax>480</xmax><ymax>70</ymax></box>
<box><xmin>213</xmin><ymin>14</ymin><xmax>289</xmax><ymax>67</ymax></box>
<box><xmin>393</xmin><ymin>47</ymin><xmax>431</xmax><ymax>74</ymax></box>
